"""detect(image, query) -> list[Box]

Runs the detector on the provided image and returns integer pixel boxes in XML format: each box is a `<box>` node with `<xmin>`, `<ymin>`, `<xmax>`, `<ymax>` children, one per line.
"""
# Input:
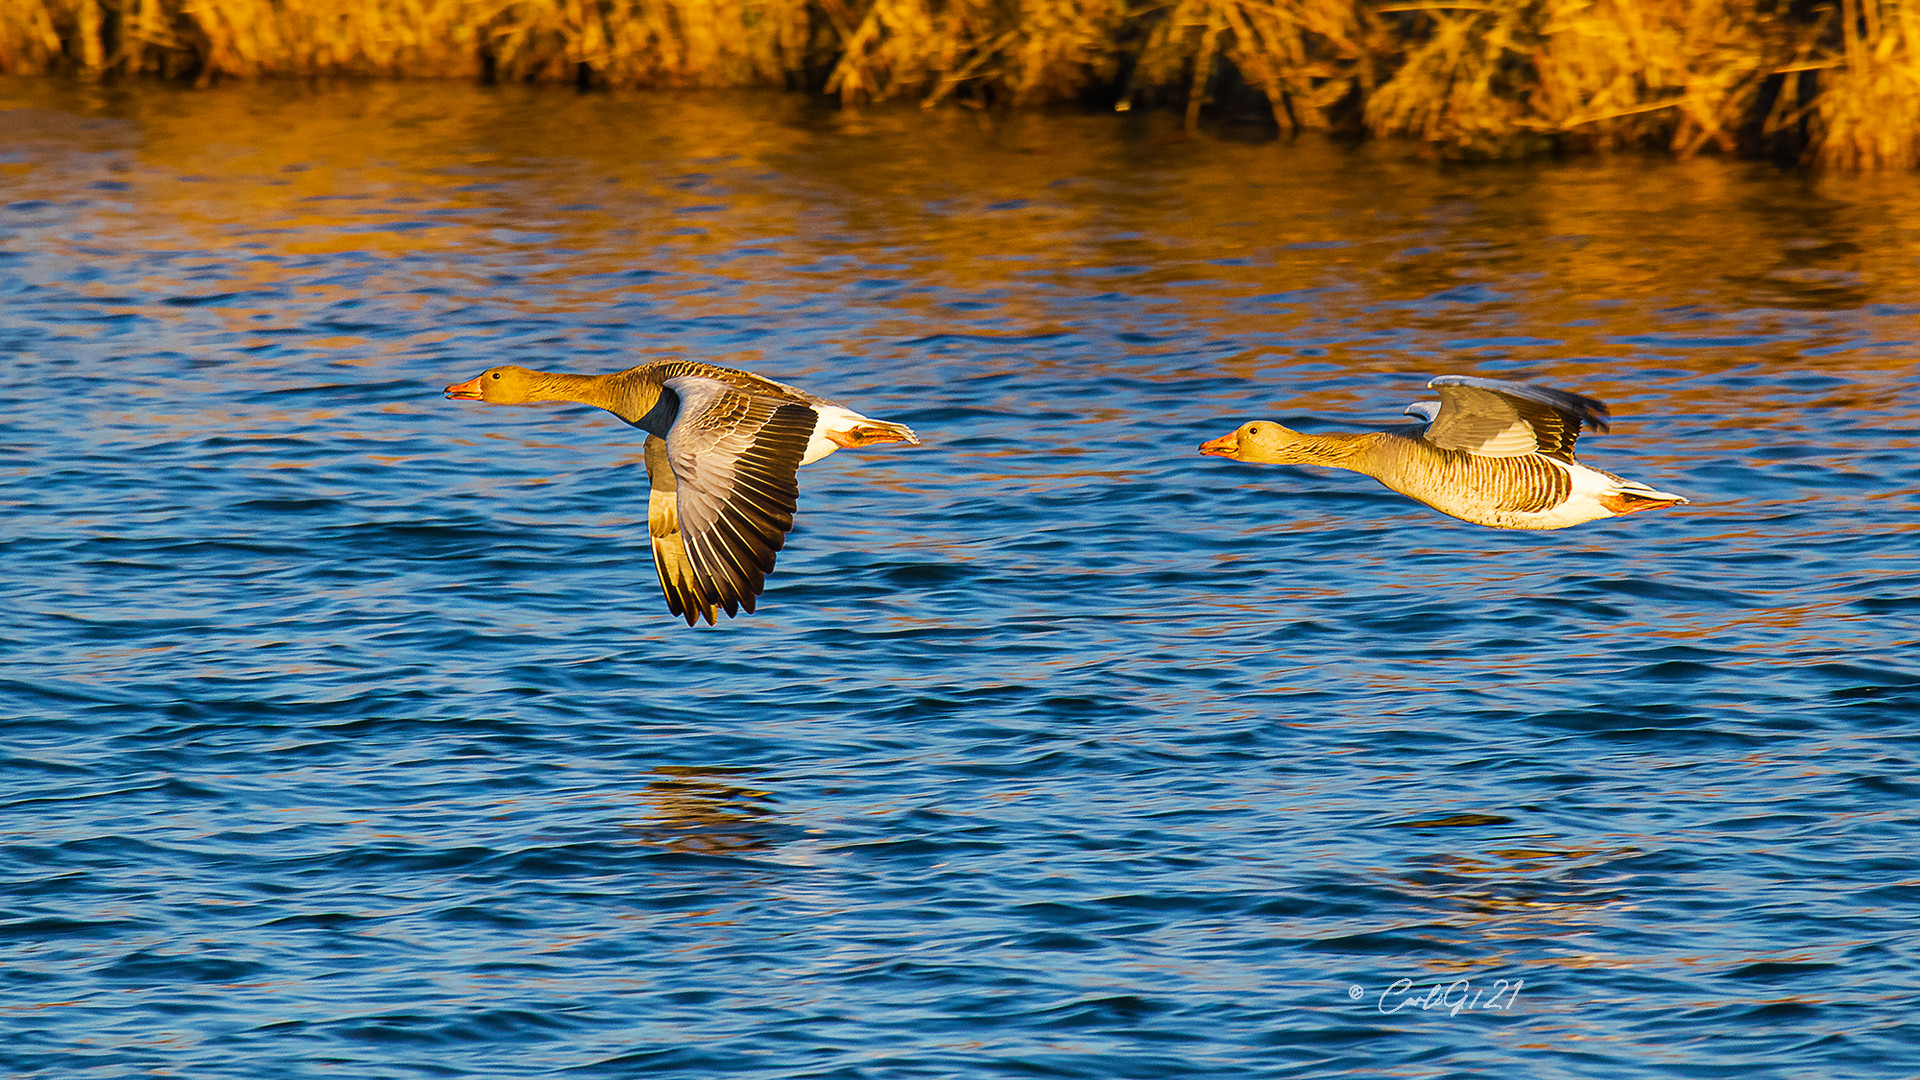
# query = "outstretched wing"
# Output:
<box><xmin>644</xmin><ymin>435</ymin><xmax>720</xmax><ymax>626</ymax></box>
<box><xmin>1420</xmin><ymin>375</ymin><xmax>1610</xmax><ymax>461</ymax></box>
<box><xmin>660</xmin><ymin>375</ymin><xmax>816</xmax><ymax>620</ymax></box>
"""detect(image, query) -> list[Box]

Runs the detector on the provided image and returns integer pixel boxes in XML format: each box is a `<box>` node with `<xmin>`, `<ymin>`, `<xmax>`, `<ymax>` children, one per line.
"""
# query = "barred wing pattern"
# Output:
<box><xmin>657</xmin><ymin>376</ymin><xmax>816</xmax><ymax>622</ymax></box>
<box><xmin>1422</xmin><ymin>375</ymin><xmax>1610</xmax><ymax>462</ymax></box>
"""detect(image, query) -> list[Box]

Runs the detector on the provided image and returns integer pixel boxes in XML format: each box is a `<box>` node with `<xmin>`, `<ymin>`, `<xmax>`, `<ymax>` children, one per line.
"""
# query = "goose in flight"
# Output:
<box><xmin>446</xmin><ymin>361</ymin><xmax>918</xmax><ymax>624</ymax></box>
<box><xmin>1198</xmin><ymin>375</ymin><xmax>1687</xmax><ymax>529</ymax></box>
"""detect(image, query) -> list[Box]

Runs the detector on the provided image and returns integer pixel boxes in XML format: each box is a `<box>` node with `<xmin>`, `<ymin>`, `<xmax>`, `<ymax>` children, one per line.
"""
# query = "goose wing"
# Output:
<box><xmin>643</xmin><ymin>436</ymin><xmax>720</xmax><ymax>626</ymax></box>
<box><xmin>658</xmin><ymin>375</ymin><xmax>816</xmax><ymax>620</ymax></box>
<box><xmin>1419</xmin><ymin>375</ymin><xmax>1610</xmax><ymax>461</ymax></box>
<box><xmin>1404</xmin><ymin>401</ymin><xmax>1441</xmax><ymax>423</ymax></box>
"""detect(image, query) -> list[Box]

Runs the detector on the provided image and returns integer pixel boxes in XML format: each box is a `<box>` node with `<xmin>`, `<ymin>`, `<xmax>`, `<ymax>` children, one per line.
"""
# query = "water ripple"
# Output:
<box><xmin>0</xmin><ymin>78</ymin><xmax>1916</xmax><ymax>1080</ymax></box>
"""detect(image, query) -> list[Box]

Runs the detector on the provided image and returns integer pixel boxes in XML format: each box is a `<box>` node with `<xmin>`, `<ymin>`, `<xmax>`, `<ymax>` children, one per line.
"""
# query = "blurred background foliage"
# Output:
<box><xmin>4</xmin><ymin>0</ymin><xmax>1917</xmax><ymax>168</ymax></box>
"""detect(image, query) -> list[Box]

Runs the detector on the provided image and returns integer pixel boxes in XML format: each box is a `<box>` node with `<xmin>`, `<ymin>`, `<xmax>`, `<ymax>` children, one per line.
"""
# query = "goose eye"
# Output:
<box><xmin>491</xmin><ymin>372</ymin><xmax>501</xmax><ymax>380</ymax></box>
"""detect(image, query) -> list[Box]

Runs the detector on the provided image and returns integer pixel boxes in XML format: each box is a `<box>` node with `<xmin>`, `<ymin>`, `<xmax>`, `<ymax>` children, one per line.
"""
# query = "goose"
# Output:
<box><xmin>1198</xmin><ymin>375</ymin><xmax>1687</xmax><ymax>529</ymax></box>
<box><xmin>445</xmin><ymin>361</ymin><xmax>918</xmax><ymax>625</ymax></box>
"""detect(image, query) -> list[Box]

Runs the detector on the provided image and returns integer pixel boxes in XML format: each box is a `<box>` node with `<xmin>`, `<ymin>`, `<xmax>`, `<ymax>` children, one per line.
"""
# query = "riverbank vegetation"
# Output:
<box><xmin>4</xmin><ymin>0</ymin><xmax>1917</xmax><ymax>168</ymax></box>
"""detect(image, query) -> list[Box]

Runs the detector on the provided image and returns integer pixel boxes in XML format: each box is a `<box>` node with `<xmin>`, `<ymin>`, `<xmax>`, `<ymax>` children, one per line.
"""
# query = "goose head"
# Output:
<box><xmin>1198</xmin><ymin>421</ymin><xmax>1310</xmax><ymax>464</ymax></box>
<box><xmin>445</xmin><ymin>365</ymin><xmax>545</xmax><ymax>404</ymax></box>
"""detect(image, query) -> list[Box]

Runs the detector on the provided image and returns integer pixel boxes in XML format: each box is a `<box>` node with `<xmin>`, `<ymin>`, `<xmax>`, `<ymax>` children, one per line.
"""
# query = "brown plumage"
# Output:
<box><xmin>1199</xmin><ymin>375</ymin><xmax>1688</xmax><ymax>530</ymax></box>
<box><xmin>446</xmin><ymin>361</ymin><xmax>918</xmax><ymax>625</ymax></box>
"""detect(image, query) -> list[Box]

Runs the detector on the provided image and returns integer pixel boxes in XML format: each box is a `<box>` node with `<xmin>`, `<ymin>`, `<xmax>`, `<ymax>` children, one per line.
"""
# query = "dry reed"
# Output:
<box><xmin>5</xmin><ymin>0</ymin><xmax>1918</xmax><ymax>168</ymax></box>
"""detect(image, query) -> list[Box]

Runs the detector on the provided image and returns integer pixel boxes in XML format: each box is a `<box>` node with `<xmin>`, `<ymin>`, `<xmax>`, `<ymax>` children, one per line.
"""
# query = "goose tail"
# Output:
<box><xmin>801</xmin><ymin>407</ymin><xmax>919</xmax><ymax>466</ymax></box>
<box><xmin>828</xmin><ymin>414</ymin><xmax>920</xmax><ymax>449</ymax></box>
<box><xmin>1599</xmin><ymin>479</ymin><xmax>1689</xmax><ymax>515</ymax></box>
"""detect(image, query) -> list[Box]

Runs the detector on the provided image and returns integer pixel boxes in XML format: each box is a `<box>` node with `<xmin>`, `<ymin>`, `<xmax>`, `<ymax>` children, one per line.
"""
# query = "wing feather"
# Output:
<box><xmin>1421</xmin><ymin>375</ymin><xmax>1610</xmax><ymax>461</ymax></box>
<box><xmin>660</xmin><ymin>376</ymin><xmax>814</xmax><ymax>620</ymax></box>
<box><xmin>643</xmin><ymin>436</ymin><xmax>719</xmax><ymax>626</ymax></box>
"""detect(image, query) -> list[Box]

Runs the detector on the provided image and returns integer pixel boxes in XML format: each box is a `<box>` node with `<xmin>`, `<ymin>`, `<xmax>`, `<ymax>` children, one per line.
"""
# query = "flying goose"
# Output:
<box><xmin>446</xmin><ymin>361</ymin><xmax>918</xmax><ymax>624</ymax></box>
<box><xmin>1198</xmin><ymin>375</ymin><xmax>1687</xmax><ymax>529</ymax></box>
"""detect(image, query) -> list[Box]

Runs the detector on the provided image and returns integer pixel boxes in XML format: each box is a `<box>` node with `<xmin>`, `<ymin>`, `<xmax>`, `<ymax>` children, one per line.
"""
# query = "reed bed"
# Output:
<box><xmin>6</xmin><ymin>0</ymin><xmax>1917</xmax><ymax>167</ymax></box>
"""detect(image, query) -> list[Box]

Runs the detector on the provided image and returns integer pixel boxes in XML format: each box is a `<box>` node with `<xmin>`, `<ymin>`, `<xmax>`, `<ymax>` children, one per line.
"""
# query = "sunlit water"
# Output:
<box><xmin>3</xmin><ymin>78</ymin><xmax>1917</xmax><ymax>1078</ymax></box>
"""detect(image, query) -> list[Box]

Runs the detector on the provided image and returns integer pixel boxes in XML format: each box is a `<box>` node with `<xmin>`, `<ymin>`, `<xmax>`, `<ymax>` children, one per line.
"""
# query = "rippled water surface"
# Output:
<box><xmin>4</xmin><ymin>78</ymin><xmax>1918</xmax><ymax>1078</ymax></box>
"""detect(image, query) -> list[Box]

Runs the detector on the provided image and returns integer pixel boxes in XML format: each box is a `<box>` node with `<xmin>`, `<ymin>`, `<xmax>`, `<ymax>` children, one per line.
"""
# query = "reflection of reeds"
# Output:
<box><xmin>7</xmin><ymin>0</ymin><xmax>1919</xmax><ymax>167</ymax></box>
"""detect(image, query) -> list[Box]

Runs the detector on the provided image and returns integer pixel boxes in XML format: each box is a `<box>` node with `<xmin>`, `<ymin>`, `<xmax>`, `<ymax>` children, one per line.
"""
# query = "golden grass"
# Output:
<box><xmin>1811</xmin><ymin>0</ymin><xmax>1920</xmax><ymax>168</ymax></box>
<box><xmin>6</xmin><ymin>0</ymin><xmax>1919</xmax><ymax>167</ymax></box>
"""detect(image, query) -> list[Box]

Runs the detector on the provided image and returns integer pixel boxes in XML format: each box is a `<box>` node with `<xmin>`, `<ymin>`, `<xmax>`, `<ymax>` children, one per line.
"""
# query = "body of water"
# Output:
<box><xmin>2</xmin><ymin>78</ymin><xmax>1917</xmax><ymax>1078</ymax></box>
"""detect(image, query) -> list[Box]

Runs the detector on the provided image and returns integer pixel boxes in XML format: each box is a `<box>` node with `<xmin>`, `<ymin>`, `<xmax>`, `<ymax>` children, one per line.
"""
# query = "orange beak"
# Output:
<box><xmin>444</xmin><ymin>376</ymin><xmax>483</xmax><ymax>400</ymax></box>
<box><xmin>1198</xmin><ymin>432</ymin><xmax>1240</xmax><ymax>458</ymax></box>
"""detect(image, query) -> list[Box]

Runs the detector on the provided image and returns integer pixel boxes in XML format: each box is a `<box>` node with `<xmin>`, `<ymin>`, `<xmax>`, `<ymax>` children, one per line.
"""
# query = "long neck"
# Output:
<box><xmin>526</xmin><ymin>371</ymin><xmax>618</xmax><ymax>410</ymax></box>
<box><xmin>1272</xmin><ymin>430</ymin><xmax>1381</xmax><ymax>469</ymax></box>
<box><xmin>524</xmin><ymin>369</ymin><xmax>665</xmax><ymax>430</ymax></box>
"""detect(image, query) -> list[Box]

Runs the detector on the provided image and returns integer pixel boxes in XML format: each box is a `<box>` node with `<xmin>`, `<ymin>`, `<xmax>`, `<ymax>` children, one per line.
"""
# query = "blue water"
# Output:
<box><xmin>3</xmin><ymin>79</ymin><xmax>1918</xmax><ymax>1078</ymax></box>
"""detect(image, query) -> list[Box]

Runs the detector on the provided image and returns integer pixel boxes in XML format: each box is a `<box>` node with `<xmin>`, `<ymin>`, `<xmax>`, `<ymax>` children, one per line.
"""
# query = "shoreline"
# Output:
<box><xmin>4</xmin><ymin>0</ymin><xmax>1916</xmax><ymax>169</ymax></box>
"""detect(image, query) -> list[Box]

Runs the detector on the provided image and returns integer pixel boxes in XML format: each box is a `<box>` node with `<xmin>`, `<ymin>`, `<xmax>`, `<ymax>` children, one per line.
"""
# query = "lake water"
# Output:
<box><xmin>3</xmin><ymin>78</ymin><xmax>1917</xmax><ymax>1078</ymax></box>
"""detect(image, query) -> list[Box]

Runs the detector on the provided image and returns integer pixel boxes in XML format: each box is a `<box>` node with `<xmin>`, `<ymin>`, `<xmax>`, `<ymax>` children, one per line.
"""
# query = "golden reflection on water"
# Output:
<box><xmin>6</xmin><ymin>78</ymin><xmax>1920</xmax><ymax>406</ymax></box>
<box><xmin>6</xmin><ymin>76</ymin><xmax>1911</xmax><ymax>659</ymax></box>
<box><xmin>623</xmin><ymin>765</ymin><xmax>780</xmax><ymax>854</ymax></box>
